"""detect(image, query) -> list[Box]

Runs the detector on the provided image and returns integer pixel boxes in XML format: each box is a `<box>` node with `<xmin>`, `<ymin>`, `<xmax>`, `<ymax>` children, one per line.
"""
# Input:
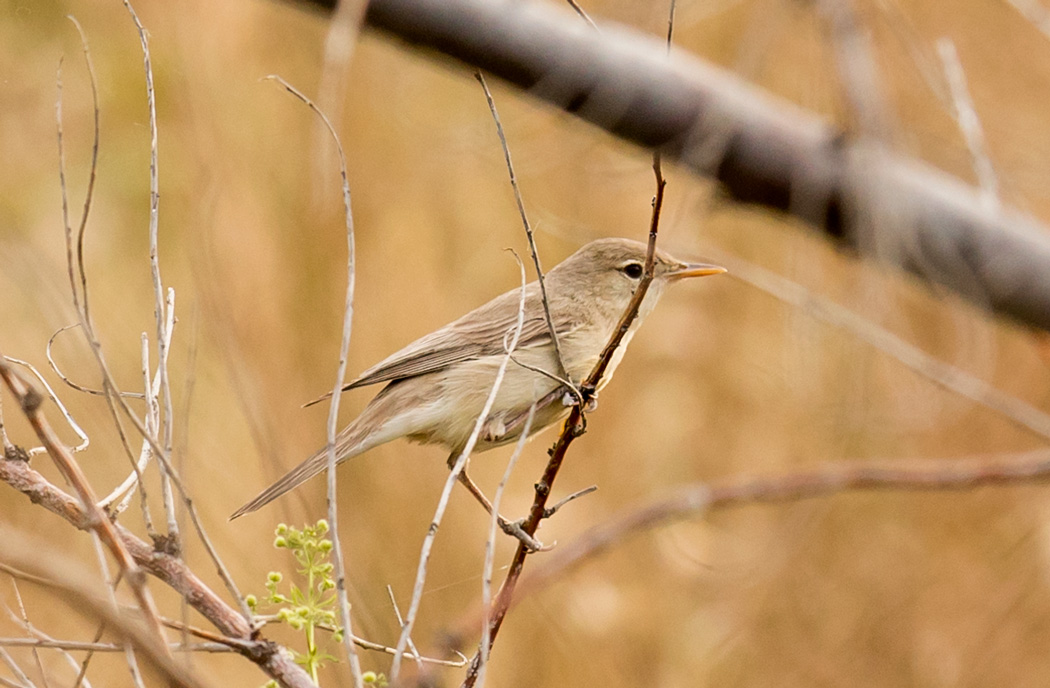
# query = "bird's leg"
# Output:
<box><xmin>447</xmin><ymin>453</ymin><xmax>549</xmax><ymax>553</ymax></box>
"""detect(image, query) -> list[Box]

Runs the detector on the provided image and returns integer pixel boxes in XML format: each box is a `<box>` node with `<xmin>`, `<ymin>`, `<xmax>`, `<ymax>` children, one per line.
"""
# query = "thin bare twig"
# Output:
<box><xmin>816</xmin><ymin>0</ymin><xmax>893</xmax><ymax>142</ymax></box>
<box><xmin>65</xmin><ymin>16</ymin><xmax>99</xmax><ymax>326</ymax></box>
<box><xmin>7</xmin><ymin>581</ymin><xmax>51</xmax><ymax>688</ymax></box>
<box><xmin>0</xmin><ymin>360</ymin><xmax>168</xmax><ymax>654</ymax></box>
<box><xmin>0</xmin><ymin>445</ymin><xmax>316</xmax><ymax>687</ymax></box>
<box><xmin>0</xmin><ymin>639</ymin><xmax>230</xmax><ymax>654</ymax></box>
<box><xmin>474</xmin><ymin>72</ymin><xmax>576</xmax><ymax>400</ymax></box>
<box><xmin>70</xmin><ymin>620</ymin><xmax>104</xmax><ymax>688</ymax></box>
<box><xmin>0</xmin><ymin>528</ymin><xmax>204</xmax><ymax>688</ymax></box>
<box><xmin>457</xmin><ymin>7</ymin><xmax>679</xmax><ymax>683</ymax></box>
<box><xmin>56</xmin><ymin>5</ymin><xmax>163</xmax><ymax>545</ymax></box>
<box><xmin>385</xmin><ymin>586</ymin><xmax>421</xmax><ymax>670</ymax></box>
<box><xmin>458</xmin><ymin>151</ymin><xmax>669</xmax><ymax>688</ymax></box>
<box><xmin>518</xmin><ymin>450</ymin><xmax>1050</xmax><ymax>597</ymax></box>
<box><xmin>46</xmin><ymin>326</ymin><xmax>144</xmax><ymax>400</ymax></box>
<box><xmin>0</xmin><ymin>393</ymin><xmax>12</xmax><ymax>456</ymax></box>
<box><xmin>99</xmin><ymin>296</ymin><xmax>176</xmax><ymax>518</ymax></box>
<box><xmin>88</xmin><ymin>532</ymin><xmax>146</xmax><ymax>688</ymax></box>
<box><xmin>564</xmin><ymin>0</ymin><xmax>597</xmax><ymax>30</ymax></box>
<box><xmin>1</xmin><ymin>358</ymin><xmax>88</xmax><ymax>455</ymax></box>
<box><xmin>0</xmin><ymin>646</ymin><xmax>34</xmax><ymax>688</ymax></box>
<box><xmin>3</xmin><ymin>588</ymin><xmax>95</xmax><ymax>688</ymax></box>
<box><xmin>55</xmin><ymin>49</ymin><xmax>248</xmax><ymax>615</ymax></box>
<box><xmin>263</xmin><ymin>74</ymin><xmax>365</xmax><ymax>688</ymax></box>
<box><xmin>122</xmin><ymin>0</ymin><xmax>179</xmax><ymax>547</ymax></box>
<box><xmin>477</xmin><ymin>404</ymin><xmax>536</xmax><ymax>688</ymax></box>
<box><xmin>936</xmin><ymin>38</ymin><xmax>999</xmax><ymax>209</ymax></box>
<box><xmin>391</xmin><ymin>251</ymin><xmax>531</xmax><ymax>681</ymax></box>
<box><xmin>704</xmin><ymin>248</ymin><xmax>1050</xmax><ymax>443</ymax></box>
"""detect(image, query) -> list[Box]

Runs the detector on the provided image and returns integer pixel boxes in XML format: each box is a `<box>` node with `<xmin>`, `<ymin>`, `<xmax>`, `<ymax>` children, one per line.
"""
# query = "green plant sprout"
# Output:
<box><xmin>247</xmin><ymin>521</ymin><xmax>342</xmax><ymax>684</ymax></box>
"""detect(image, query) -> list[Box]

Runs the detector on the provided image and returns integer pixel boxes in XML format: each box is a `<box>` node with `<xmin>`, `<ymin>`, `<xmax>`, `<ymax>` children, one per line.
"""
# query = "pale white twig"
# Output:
<box><xmin>49</xmin><ymin>2</ymin><xmax>250</xmax><ymax>620</ymax></box>
<box><xmin>385</xmin><ymin>586</ymin><xmax>422</xmax><ymax>670</ymax></box>
<box><xmin>391</xmin><ymin>251</ymin><xmax>530</xmax><ymax>679</ymax></box>
<box><xmin>0</xmin><ymin>639</ymin><xmax>228</xmax><ymax>654</ymax></box>
<box><xmin>936</xmin><ymin>38</ymin><xmax>999</xmax><ymax>210</ymax></box>
<box><xmin>1007</xmin><ymin>0</ymin><xmax>1050</xmax><ymax>39</ymax></box>
<box><xmin>263</xmin><ymin>74</ymin><xmax>365</xmax><ymax>688</ymax></box>
<box><xmin>51</xmin><ymin>34</ymin><xmax>167</xmax><ymax>649</ymax></box>
<box><xmin>0</xmin><ymin>647</ymin><xmax>33</xmax><ymax>688</ymax></box>
<box><xmin>46</xmin><ymin>326</ymin><xmax>143</xmax><ymax>400</ymax></box>
<box><xmin>122</xmin><ymin>0</ymin><xmax>178</xmax><ymax>545</ymax></box>
<box><xmin>158</xmin><ymin>291</ymin><xmax>177</xmax><ymax>537</ymax></box>
<box><xmin>477</xmin><ymin>403</ymin><xmax>536</xmax><ymax>688</ymax></box>
<box><xmin>2</xmin><ymin>358</ymin><xmax>88</xmax><ymax>455</ymax></box>
<box><xmin>7</xmin><ymin>581</ymin><xmax>50</xmax><ymax>688</ymax></box>
<box><xmin>98</xmin><ymin>296</ymin><xmax>175</xmax><ymax>515</ymax></box>
<box><xmin>254</xmin><ymin>608</ymin><xmax>468</xmax><ymax>667</ymax></box>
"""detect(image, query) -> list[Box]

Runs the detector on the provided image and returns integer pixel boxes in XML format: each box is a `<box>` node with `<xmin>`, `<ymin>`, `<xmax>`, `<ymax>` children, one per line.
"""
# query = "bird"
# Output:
<box><xmin>230</xmin><ymin>238</ymin><xmax>724</xmax><ymax>521</ymax></box>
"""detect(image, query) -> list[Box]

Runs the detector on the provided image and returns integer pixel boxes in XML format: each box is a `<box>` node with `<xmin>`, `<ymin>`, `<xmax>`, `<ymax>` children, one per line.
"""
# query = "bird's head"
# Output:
<box><xmin>548</xmin><ymin>237</ymin><xmax>725</xmax><ymax>322</ymax></box>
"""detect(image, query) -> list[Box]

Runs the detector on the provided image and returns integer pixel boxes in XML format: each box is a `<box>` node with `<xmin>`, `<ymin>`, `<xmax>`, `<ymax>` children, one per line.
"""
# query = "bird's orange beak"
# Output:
<box><xmin>667</xmin><ymin>262</ymin><xmax>727</xmax><ymax>280</ymax></box>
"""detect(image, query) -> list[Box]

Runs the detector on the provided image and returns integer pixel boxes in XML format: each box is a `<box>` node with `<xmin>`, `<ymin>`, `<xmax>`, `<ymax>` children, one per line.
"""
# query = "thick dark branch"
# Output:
<box><xmin>291</xmin><ymin>0</ymin><xmax>1050</xmax><ymax>332</ymax></box>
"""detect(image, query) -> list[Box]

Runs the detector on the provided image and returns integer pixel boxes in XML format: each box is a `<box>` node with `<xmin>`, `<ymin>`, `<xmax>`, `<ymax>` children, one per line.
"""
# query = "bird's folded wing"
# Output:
<box><xmin>303</xmin><ymin>284</ymin><xmax>576</xmax><ymax>407</ymax></box>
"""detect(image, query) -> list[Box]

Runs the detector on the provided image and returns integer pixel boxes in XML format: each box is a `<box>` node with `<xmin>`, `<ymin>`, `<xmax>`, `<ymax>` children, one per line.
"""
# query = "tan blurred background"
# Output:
<box><xmin>3</xmin><ymin>0</ymin><xmax>1050</xmax><ymax>685</ymax></box>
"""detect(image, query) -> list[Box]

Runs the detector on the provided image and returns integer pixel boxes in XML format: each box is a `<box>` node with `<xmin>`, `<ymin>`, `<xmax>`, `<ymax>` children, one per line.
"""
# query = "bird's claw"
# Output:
<box><xmin>560</xmin><ymin>390</ymin><xmax>597</xmax><ymax>412</ymax></box>
<box><xmin>498</xmin><ymin>517</ymin><xmax>554</xmax><ymax>553</ymax></box>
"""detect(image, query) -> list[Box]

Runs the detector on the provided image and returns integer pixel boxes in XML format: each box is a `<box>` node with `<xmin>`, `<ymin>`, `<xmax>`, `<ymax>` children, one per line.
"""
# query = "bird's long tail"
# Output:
<box><xmin>229</xmin><ymin>420</ymin><xmax>373</xmax><ymax>521</ymax></box>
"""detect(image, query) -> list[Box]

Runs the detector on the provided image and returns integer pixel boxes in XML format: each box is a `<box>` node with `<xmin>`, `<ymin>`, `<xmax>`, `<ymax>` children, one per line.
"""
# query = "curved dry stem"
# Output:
<box><xmin>263</xmin><ymin>73</ymin><xmax>365</xmax><ymax>688</ymax></box>
<box><xmin>2</xmin><ymin>357</ymin><xmax>89</xmax><ymax>455</ymax></box>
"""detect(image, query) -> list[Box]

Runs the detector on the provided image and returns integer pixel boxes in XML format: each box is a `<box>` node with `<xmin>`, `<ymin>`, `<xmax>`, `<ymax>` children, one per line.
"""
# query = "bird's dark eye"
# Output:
<box><xmin>622</xmin><ymin>262</ymin><xmax>644</xmax><ymax>279</ymax></box>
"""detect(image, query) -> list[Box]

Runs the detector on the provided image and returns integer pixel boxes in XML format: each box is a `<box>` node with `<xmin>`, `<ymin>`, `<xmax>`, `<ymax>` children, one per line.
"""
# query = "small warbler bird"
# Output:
<box><xmin>230</xmin><ymin>238</ymin><xmax>724</xmax><ymax>520</ymax></box>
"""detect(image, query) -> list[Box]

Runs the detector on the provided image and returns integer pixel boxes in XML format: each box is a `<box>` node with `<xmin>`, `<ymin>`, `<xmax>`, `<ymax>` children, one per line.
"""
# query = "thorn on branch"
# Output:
<box><xmin>543</xmin><ymin>485</ymin><xmax>598</xmax><ymax>518</ymax></box>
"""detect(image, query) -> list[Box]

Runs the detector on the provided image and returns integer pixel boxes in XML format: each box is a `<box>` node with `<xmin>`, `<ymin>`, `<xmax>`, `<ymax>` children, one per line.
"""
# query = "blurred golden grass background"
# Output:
<box><xmin>2</xmin><ymin>0</ymin><xmax>1050</xmax><ymax>685</ymax></box>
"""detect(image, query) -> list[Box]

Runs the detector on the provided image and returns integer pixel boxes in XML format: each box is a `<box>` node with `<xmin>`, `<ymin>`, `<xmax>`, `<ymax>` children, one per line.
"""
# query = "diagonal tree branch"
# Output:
<box><xmin>288</xmin><ymin>0</ymin><xmax>1050</xmax><ymax>333</ymax></box>
<box><xmin>0</xmin><ymin>367</ymin><xmax>317</xmax><ymax>688</ymax></box>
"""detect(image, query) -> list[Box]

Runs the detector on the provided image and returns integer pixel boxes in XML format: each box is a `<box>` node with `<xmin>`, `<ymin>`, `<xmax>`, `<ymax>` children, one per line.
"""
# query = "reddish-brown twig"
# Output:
<box><xmin>457</xmin><ymin>156</ymin><xmax>667</xmax><ymax>687</ymax></box>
